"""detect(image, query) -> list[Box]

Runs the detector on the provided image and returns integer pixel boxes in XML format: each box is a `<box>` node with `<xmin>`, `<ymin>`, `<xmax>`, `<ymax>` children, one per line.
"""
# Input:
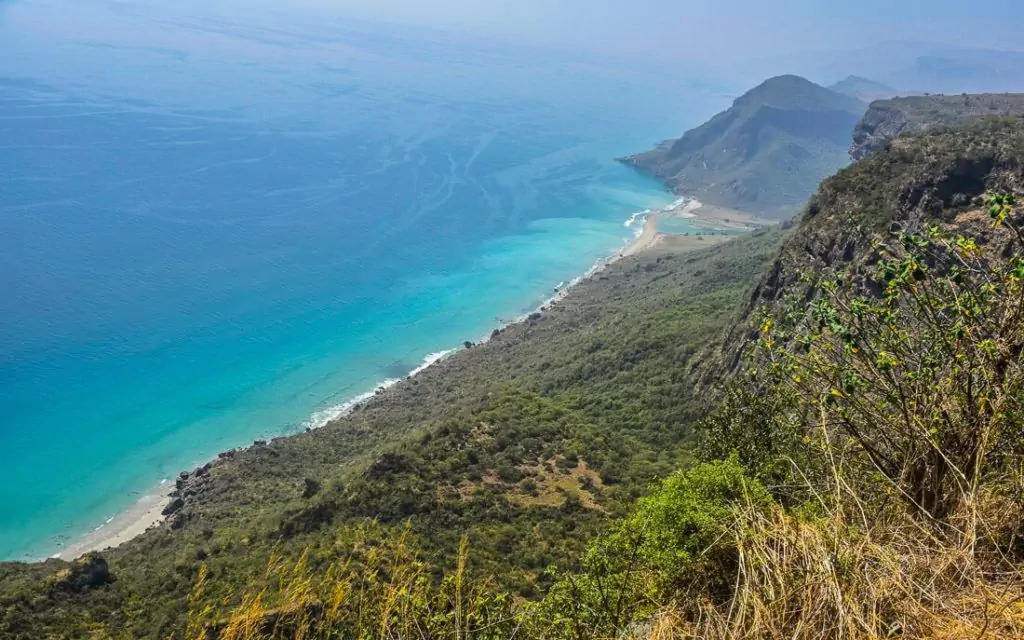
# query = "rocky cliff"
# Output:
<box><xmin>697</xmin><ymin>116</ymin><xmax>1024</xmax><ymax>388</ymax></box>
<box><xmin>851</xmin><ymin>93</ymin><xmax>1024</xmax><ymax>160</ymax></box>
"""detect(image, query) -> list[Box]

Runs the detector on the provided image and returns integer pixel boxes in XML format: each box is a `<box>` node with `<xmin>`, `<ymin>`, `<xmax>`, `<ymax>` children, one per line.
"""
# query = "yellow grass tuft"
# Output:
<box><xmin>187</xmin><ymin>525</ymin><xmax>522</xmax><ymax>640</ymax></box>
<box><xmin>642</xmin><ymin>503</ymin><xmax>1024</xmax><ymax>640</ymax></box>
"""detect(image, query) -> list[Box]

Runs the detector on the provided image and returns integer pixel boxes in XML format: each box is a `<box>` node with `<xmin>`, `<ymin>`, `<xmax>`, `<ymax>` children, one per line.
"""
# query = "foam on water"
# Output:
<box><xmin>624</xmin><ymin>209</ymin><xmax>651</xmax><ymax>228</ymax></box>
<box><xmin>662</xmin><ymin>196</ymin><xmax>689</xmax><ymax>211</ymax></box>
<box><xmin>303</xmin><ymin>379</ymin><xmax>400</xmax><ymax>431</ymax></box>
<box><xmin>409</xmin><ymin>350</ymin><xmax>457</xmax><ymax>378</ymax></box>
<box><xmin>303</xmin><ymin>349</ymin><xmax>457</xmax><ymax>431</ymax></box>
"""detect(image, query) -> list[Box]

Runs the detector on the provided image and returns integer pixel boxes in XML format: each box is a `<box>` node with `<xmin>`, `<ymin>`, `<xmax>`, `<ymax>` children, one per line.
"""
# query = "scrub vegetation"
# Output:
<box><xmin>5</xmin><ymin>114</ymin><xmax>1024</xmax><ymax>639</ymax></box>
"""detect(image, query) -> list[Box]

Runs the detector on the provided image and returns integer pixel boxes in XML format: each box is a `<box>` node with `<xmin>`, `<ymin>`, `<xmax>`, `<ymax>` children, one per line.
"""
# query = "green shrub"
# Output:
<box><xmin>532</xmin><ymin>459</ymin><xmax>773</xmax><ymax>638</ymax></box>
<box><xmin>614</xmin><ymin>458</ymin><xmax>772</xmax><ymax>593</ymax></box>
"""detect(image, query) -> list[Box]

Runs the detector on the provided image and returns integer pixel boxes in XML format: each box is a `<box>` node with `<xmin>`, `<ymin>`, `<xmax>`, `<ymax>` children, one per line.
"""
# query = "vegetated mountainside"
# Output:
<box><xmin>699</xmin><ymin>116</ymin><xmax>1024</xmax><ymax>389</ymax></box>
<box><xmin>0</xmin><ymin>231</ymin><xmax>783</xmax><ymax>638</ymax></box>
<box><xmin>652</xmin><ymin>117</ymin><xmax>1024</xmax><ymax>638</ymax></box>
<box><xmin>851</xmin><ymin>92</ymin><xmax>1024</xmax><ymax>160</ymax></box>
<box><xmin>621</xmin><ymin>75</ymin><xmax>866</xmax><ymax>218</ymax></box>
<box><xmin>8</xmin><ymin>116</ymin><xmax>1024</xmax><ymax>640</ymax></box>
<box><xmin>180</xmin><ymin>115</ymin><xmax>1024</xmax><ymax>640</ymax></box>
<box><xmin>828</xmin><ymin>75</ymin><xmax>899</xmax><ymax>103</ymax></box>
<box><xmin>53</xmin><ymin>113</ymin><xmax>1024</xmax><ymax>640</ymax></box>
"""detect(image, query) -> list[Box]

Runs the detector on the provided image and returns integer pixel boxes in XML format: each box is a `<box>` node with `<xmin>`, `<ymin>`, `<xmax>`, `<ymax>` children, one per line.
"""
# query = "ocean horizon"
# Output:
<box><xmin>0</xmin><ymin>0</ymin><xmax>723</xmax><ymax>560</ymax></box>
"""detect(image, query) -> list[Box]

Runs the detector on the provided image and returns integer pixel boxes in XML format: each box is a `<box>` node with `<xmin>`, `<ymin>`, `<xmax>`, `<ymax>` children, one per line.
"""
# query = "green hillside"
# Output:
<box><xmin>0</xmin><ymin>230</ymin><xmax>783</xmax><ymax>637</ymax></box>
<box><xmin>5</xmin><ymin>111</ymin><xmax>1024</xmax><ymax>638</ymax></box>
<box><xmin>621</xmin><ymin>75</ymin><xmax>867</xmax><ymax>218</ymax></box>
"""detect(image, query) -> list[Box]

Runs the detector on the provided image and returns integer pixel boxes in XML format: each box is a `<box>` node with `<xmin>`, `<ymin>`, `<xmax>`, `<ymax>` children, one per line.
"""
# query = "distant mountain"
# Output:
<box><xmin>851</xmin><ymin>92</ymin><xmax>1024</xmax><ymax>160</ymax></box>
<box><xmin>828</xmin><ymin>75</ymin><xmax>899</xmax><ymax>102</ymax></box>
<box><xmin>621</xmin><ymin>75</ymin><xmax>867</xmax><ymax>217</ymax></box>
<box><xmin>787</xmin><ymin>43</ymin><xmax>1024</xmax><ymax>96</ymax></box>
<box><xmin>906</xmin><ymin>54</ymin><xmax>1024</xmax><ymax>94</ymax></box>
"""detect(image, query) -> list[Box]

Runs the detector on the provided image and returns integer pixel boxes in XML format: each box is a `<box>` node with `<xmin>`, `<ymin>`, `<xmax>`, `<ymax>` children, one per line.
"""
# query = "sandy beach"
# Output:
<box><xmin>673</xmin><ymin>199</ymin><xmax>771</xmax><ymax>230</ymax></box>
<box><xmin>619</xmin><ymin>197</ymin><xmax>770</xmax><ymax>260</ymax></box>
<box><xmin>54</xmin><ymin>199</ymin><xmax>760</xmax><ymax>561</ymax></box>
<box><xmin>621</xmin><ymin>213</ymin><xmax>662</xmax><ymax>257</ymax></box>
<box><xmin>56</xmin><ymin>488</ymin><xmax>172</xmax><ymax>560</ymax></box>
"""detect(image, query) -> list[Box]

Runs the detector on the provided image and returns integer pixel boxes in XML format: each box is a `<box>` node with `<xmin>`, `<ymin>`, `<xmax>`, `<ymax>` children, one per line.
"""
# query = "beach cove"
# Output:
<box><xmin>0</xmin><ymin>0</ymin><xmax>737</xmax><ymax>561</ymax></box>
<box><xmin>52</xmin><ymin>196</ymin><xmax>762</xmax><ymax>559</ymax></box>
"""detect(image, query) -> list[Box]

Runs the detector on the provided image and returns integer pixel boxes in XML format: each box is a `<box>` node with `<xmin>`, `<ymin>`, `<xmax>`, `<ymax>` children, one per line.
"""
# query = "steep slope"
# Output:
<box><xmin>851</xmin><ymin>92</ymin><xmax>1024</xmax><ymax>160</ymax></box>
<box><xmin>6</xmin><ymin>101</ymin><xmax>1024</xmax><ymax>640</ymax></box>
<box><xmin>0</xmin><ymin>231</ymin><xmax>783</xmax><ymax>638</ymax></box>
<box><xmin>167</xmin><ymin>114</ymin><xmax>1024</xmax><ymax>640</ymax></box>
<box><xmin>621</xmin><ymin>75</ymin><xmax>867</xmax><ymax>217</ymax></box>
<box><xmin>828</xmin><ymin>75</ymin><xmax>899</xmax><ymax>102</ymax></box>
<box><xmin>698</xmin><ymin>116</ymin><xmax>1024</xmax><ymax>388</ymax></box>
<box><xmin>19</xmin><ymin>109</ymin><xmax>1024</xmax><ymax>640</ymax></box>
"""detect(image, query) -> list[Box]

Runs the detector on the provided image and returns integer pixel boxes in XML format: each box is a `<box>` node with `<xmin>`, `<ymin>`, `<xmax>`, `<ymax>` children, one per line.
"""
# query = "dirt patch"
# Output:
<box><xmin>510</xmin><ymin>459</ymin><xmax>605</xmax><ymax>511</ymax></box>
<box><xmin>451</xmin><ymin>459</ymin><xmax>605</xmax><ymax>510</ymax></box>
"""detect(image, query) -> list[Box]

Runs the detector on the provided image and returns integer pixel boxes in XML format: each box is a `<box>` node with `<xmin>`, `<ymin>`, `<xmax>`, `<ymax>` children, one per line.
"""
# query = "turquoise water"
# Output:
<box><xmin>0</xmin><ymin>0</ymin><xmax>720</xmax><ymax>559</ymax></box>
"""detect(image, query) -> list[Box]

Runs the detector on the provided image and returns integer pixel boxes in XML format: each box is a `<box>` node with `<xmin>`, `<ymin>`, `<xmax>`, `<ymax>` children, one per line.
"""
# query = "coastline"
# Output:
<box><xmin>621</xmin><ymin>213</ymin><xmax>661</xmax><ymax>257</ymax></box>
<box><xmin>54</xmin><ymin>197</ymin><xmax>747</xmax><ymax>560</ymax></box>
<box><xmin>55</xmin><ymin>486</ymin><xmax>172</xmax><ymax>560</ymax></box>
<box><xmin>675</xmin><ymin>199</ymin><xmax>770</xmax><ymax>230</ymax></box>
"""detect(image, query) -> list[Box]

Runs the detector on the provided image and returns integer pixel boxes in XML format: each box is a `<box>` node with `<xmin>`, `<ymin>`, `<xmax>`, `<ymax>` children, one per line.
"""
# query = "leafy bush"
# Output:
<box><xmin>611</xmin><ymin>458</ymin><xmax>772</xmax><ymax>595</ymax></box>
<box><xmin>749</xmin><ymin>195</ymin><xmax>1024</xmax><ymax>528</ymax></box>
<box><xmin>531</xmin><ymin>460</ymin><xmax>772</xmax><ymax>638</ymax></box>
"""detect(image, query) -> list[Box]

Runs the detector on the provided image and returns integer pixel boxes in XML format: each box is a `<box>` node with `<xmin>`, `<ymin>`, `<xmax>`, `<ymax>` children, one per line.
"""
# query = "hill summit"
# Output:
<box><xmin>621</xmin><ymin>75</ymin><xmax>866</xmax><ymax>217</ymax></box>
<box><xmin>827</xmin><ymin>75</ymin><xmax>899</xmax><ymax>102</ymax></box>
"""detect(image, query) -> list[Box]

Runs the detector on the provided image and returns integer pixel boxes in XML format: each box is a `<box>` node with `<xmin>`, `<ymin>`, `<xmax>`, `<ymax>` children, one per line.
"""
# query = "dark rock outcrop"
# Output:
<box><xmin>851</xmin><ymin>93</ymin><xmax>1024</xmax><ymax>160</ymax></box>
<box><xmin>162</xmin><ymin>497</ymin><xmax>185</xmax><ymax>516</ymax></box>
<box><xmin>52</xmin><ymin>554</ymin><xmax>112</xmax><ymax>592</ymax></box>
<box><xmin>367</xmin><ymin>452</ymin><xmax>413</xmax><ymax>480</ymax></box>
<box><xmin>301</xmin><ymin>478</ymin><xmax>321</xmax><ymax>499</ymax></box>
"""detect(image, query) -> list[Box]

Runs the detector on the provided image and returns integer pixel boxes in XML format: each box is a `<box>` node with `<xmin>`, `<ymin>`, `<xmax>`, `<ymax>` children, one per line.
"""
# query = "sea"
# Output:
<box><xmin>0</xmin><ymin>0</ymin><xmax>724</xmax><ymax>560</ymax></box>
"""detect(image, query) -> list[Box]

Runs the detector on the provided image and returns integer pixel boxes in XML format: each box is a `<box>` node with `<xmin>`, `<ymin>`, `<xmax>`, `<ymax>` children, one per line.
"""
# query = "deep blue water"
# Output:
<box><xmin>0</xmin><ymin>0</ymin><xmax>722</xmax><ymax>559</ymax></box>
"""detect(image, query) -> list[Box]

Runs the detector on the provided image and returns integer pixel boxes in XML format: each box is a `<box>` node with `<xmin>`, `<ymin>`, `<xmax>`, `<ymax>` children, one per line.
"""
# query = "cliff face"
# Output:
<box><xmin>622</xmin><ymin>75</ymin><xmax>866</xmax><ymax>218</ymax></box>
<box><xmin>697</xmin><ymin>117</ymin><xmax>1024</xmax><ymax>388</ymax></box>
<box><xmin>851</xmin><ymin>93</ymin><xmax>1024</xmax><ymax>160</ymax></box>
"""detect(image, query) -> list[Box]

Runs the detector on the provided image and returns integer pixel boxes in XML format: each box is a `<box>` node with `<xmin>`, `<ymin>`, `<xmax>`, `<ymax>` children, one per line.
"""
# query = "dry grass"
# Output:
<box><xmin>188</xmin><ymin>483</ymin><xmax>1024</xmax><ymax>640</ymax></box>
<box><xmin>510</xmin><ymin>460</ymin><xmax>604</xmax><ymax>510</ymax></box>
<box><xmin>452</xmin><ymin>458</ymin><xmax>605</xmax><ymax>510</ymax></box>
<box><xmin>639</xmin><ymin>501</ymin><xmax>1024</xmax><ymax>640</ymax></box>
<box><xmin>183</xmin><ymin>528</ymin><xmax>523</xmax><ymax>640</ymax></box>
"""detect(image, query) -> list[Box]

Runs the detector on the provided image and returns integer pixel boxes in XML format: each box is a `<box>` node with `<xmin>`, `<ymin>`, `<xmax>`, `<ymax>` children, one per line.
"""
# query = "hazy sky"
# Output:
<box><xmin>296</xmin><ymin>0</ymin><xmax>1024</xmax><ymax>62</ymax></box>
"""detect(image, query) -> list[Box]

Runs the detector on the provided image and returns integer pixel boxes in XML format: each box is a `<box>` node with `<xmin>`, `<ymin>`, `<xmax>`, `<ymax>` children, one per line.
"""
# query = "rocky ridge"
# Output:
<box><xmin>851</xmin><ymin>93</ymin><xmax>1024</xmax><ymax>160</ymax></box>
<box><xmin>622</xmin><ymin>75</ymin><xmax>866</xmax><ymax>217</ymax></box>
<box><xmin>697</xmin><ymin>116</ymin><xmax>1024</xmax><ymax>388</ymax></box>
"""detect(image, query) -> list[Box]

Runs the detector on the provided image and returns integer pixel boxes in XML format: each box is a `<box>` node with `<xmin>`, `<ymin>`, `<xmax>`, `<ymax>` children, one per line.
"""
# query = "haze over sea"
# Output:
<box><xmin>0</xmin><ymin>0</ymin><xmax>720</xmax><ymax>559</ymax></box>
